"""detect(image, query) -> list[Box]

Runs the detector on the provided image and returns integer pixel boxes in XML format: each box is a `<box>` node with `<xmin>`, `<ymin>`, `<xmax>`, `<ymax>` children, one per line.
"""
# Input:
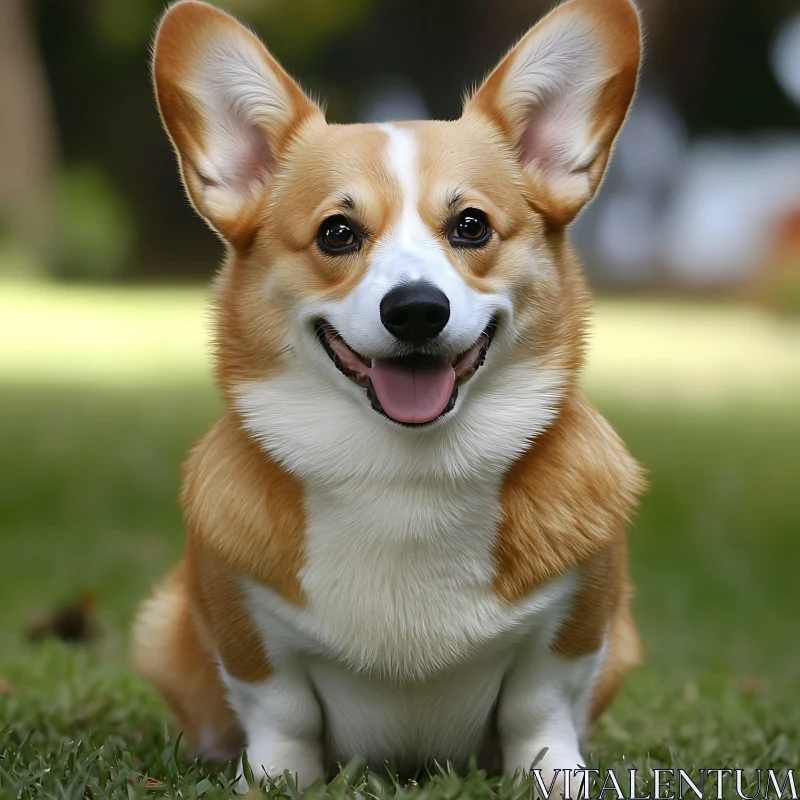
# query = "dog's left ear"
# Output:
<box><xmin>465</xmin><ymin>0</ymin><xmax>641</xmax><ymax>225</ymax></box>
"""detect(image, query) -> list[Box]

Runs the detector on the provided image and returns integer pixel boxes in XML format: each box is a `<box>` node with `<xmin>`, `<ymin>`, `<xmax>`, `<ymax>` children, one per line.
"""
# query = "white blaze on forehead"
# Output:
<box><xmin>377</xmin><ymin>123</ymin><xmax>441</xmax><ymax>271</ymax></box>
<box><xmin>370</xmin><ymin>124</ymin><xmax>497</xmax><ymax>352</ymax></box>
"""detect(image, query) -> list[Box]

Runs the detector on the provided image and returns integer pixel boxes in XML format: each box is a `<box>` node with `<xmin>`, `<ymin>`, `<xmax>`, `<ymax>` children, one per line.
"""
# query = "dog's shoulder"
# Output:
<box><xmin>181</xmin><ymin>411</ymin><xmax>306</xmax><ymax>605</ymax></box>
<box><xmin>493</xmin><ymin>391</ymin><xmax>645</xmax><ymax>604</ymax></box>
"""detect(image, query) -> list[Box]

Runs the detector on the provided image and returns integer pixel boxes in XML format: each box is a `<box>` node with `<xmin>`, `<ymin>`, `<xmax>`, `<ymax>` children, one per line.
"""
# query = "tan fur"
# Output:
<box><xmin>133</xmin><ymin>413</ymin><xmax>307</xmax><ymax>752</ymax></box>
<box><xmin>590</xmin><ymin>597</ymin><xmax>643</xmax><ymax>721</ymax></box>
<box><xmin>181</xmin><ymin>413</ymin><xmax>306</xmax><ymax>610</ymax></box>
<box><xmin>494</xmin><ymin>394</ymin><xmax>644</xmax><ymax>604</ymax></box>
<box><xmin>211</xmin><ymin>122</ymin><xmax>400</xmax><ymax>390</ymax></box>
<box><xmin>131</xmin><ymin>561</ymin><xmax>245</xmax><ymax>758</ymax></box>
<box><xmin>554</xmin><ymin>524</ymin><xmax>643</xmax><ymax>723</ymax></box>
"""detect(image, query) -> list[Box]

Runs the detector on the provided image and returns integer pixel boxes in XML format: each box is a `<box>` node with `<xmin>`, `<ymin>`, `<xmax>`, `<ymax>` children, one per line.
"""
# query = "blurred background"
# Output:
<box><xmin>1</xmin><ymin>0</ymin><xmax>799</xmax><ymax>729</ymax></box>
<box><xmin>3</xmin><ymin>0</ymin><xmax>800</xmax><ymax>287</ymax></box>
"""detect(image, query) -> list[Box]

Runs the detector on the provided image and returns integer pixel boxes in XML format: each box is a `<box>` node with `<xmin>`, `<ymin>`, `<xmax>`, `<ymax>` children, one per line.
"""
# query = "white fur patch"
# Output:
<box><xmin>222</xmin><ymin>668</ymin><xmax>324</xmax><ymax>790</ymax></box>
<box><xmin>237</xmin><ymin>569</ymin><xmax>580</xmax><ymax>772</ymax></box>
<box><xmin>499</xmin><ymin>638</ymin><xmax>606</xmax><ymax>771</ymax></box>
<box><xmin>245</xmin><ymin>525</ymin><xmax>576</xmax><ymax>681</ymax></box>
<box><xmin>236</xmin><ymin>349</ymin><xmax>565</xmax><ymax>484</ymax></box>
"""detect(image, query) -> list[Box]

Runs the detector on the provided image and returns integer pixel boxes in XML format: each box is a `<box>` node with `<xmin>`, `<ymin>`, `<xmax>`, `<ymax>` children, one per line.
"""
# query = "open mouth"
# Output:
<box><xmin>315</xmin><ymin>320</ymin><xmax>497</xmax><ymax>426</ymax></box>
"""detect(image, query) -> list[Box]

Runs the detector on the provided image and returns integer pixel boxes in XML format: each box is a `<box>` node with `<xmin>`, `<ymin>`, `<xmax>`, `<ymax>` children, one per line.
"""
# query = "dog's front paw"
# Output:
<box><xmin>236</xmin><ymin>739</ymin><xmax>324</xmax><ymax>793</ymax></box>
<box><xmin>505</xmin><ymin>743</ymin><xmax>585</xmax><ymax>798</ymax></box>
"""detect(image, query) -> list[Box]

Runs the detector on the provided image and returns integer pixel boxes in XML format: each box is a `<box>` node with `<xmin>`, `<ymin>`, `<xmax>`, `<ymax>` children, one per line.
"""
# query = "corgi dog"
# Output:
<box><xmin>133</xmin><ymin>0</ymin><xmax>645</xmax><ymax>791</ymax></box>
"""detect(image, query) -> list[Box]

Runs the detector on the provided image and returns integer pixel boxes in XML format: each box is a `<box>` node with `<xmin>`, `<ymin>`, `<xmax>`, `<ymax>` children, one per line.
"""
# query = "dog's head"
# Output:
<box><xmin>153</xmin><ymin>0</ymin><xmax>640</xmax><ymax>480</ymax></box>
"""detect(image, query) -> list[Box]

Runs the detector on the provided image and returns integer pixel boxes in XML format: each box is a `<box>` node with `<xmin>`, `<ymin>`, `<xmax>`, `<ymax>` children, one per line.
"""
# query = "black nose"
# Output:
<box><xmin>380</xmin><ymin>282</ymin><xmax>450</xmax><ymax>343</ymax></box>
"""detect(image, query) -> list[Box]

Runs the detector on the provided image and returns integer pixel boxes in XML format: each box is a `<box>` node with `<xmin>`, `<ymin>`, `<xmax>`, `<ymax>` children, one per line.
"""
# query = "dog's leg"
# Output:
<box><xmin>131</xmin><ymin>563</ymin><xmax>244</xmax><ymax>760</ymax></box>
<box><xmin>589</xmin><ymin>588</ymin><xmax>642</xmax><ymax>722</ymax></box>
<box><xmin>498</xmin><ymin>643</ymin><xmax>603</xmax><ymax>798</ymax></box>
<box><xmin>222</xmin><ymin>669</ymin><xmax>324</xmax><ymax>792</ymax></box>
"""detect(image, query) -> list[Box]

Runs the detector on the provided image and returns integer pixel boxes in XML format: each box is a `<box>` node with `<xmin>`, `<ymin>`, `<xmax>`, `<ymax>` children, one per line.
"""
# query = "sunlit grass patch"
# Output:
<box><xmin>1</xmin><ymin>282</ymin><xmax>212</xmax><ymax>384</ymax></box>
<box><xmin>584</xmin><ymin>298</ymin><xmax>800</xmax><ymax>405</ymax></box>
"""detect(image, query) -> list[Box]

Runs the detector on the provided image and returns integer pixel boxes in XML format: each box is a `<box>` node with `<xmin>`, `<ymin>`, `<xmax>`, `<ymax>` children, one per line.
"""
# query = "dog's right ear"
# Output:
<box><xmin>464</xmin><ymin>0</ymin><xmax>641</xmax><ymax>226</ymax></box>
<box><xmin>153</xmin><ymin>1</ymin><xmax>323</xmax><ymax>246</ymax></box>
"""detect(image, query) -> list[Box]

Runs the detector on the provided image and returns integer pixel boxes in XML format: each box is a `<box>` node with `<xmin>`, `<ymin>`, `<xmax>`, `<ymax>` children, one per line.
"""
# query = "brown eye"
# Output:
<box><xmin>450</xmin><ymin>209</ymin><xmax>491</xmax><ymax>247</ymax></box>
<box><xmin>318</xmin><ymin>216</ymin><xmax>360</xmax><ymax>254</ymax></box>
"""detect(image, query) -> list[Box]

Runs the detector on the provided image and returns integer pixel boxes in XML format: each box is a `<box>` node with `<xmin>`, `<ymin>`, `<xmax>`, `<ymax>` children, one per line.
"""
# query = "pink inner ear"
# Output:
<box><xmin>228</xmin><ymin>114</ymin><xmax>274</xmax><ymax>195</ymax></box>
<box><xmin>518</xmin><ymin>99</ymin><xmax>576</xmax><ymax>175</ymax></box>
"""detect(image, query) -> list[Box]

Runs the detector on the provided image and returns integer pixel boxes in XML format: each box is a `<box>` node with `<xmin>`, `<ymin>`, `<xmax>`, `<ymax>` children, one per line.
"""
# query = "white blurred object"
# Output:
<box><xmin>659</xmin><ymin>138</ymin><xmax>800</xmax><ymax>285</ymax></box>
<box><xmin>594</xmin><ymin>193</ymin><xmax>661</xmax><ymax>283</ymax></box>
<box><xmin>578</xmin><ymin>91</ymin><xmax>687</xmax><ymax>283</ymax></box>
<box><xmin>579</xmin><ymin>90</ymin><xmax>800</xmax><ymax>287</ymax></box>
<box><xmin>360</xmin><ymin>76</ymin><xmax>429</xmax><ymax>123</ymax></box>
<box><xmin>614</xmin><ymin>93</ymin><xmax>688</xmax><ymax>187</ymax></box>
<box><xmin>771</xmin><ymin>13</ymin><xmax>800</xmax><ymax>107</ymax></box>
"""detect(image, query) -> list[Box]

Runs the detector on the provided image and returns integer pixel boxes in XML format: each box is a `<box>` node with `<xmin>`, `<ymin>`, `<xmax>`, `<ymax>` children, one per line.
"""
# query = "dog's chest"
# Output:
<box><xmin>300</xmin><ymin>477</ymin><xmax>511</xmax><ymax>673</ymax></box>
<box><xmin>240</xmin><ymin>476</ymin><xmax>575</xmax><ymax>766</ymax></box>
<box><xmin>244</xmin><ymin>477</ymin><xmax>574</xmax><ymax>677</ymax></box>
<box><xmin>239</xmin><ymin>477</ymin><xmax>577</xmax><ymax>766</ymax></box>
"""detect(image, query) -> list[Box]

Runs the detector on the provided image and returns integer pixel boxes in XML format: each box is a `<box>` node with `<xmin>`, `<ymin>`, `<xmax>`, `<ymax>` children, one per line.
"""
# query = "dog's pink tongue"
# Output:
<box><xmin>370</xmin><ymin>360</ymin><xmax>455</xmax><ymax>424</ymax></box>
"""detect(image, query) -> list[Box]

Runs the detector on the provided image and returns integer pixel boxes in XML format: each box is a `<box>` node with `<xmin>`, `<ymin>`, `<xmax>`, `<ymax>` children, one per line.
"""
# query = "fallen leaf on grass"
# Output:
<box><xmin>127</xmin><ymin>775</ymin><xmax>166</xmax><ymax>791</ymax></box>
<box><xmin>26</xmin><ymin>591</ymin><xmax>97</xmax><ymax>644</ymax></box>
<box><xmin>736</xmin><ymin>676</ymin><xmax>766</xmax><ymax>695</ymax></box>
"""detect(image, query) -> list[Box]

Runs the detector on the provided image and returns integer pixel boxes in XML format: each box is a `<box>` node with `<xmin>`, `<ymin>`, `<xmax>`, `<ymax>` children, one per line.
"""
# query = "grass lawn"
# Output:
<box><xmin>1</xmin><ymin>283</ymin><xmax>799</xmax><ymax>798</ymax></box>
